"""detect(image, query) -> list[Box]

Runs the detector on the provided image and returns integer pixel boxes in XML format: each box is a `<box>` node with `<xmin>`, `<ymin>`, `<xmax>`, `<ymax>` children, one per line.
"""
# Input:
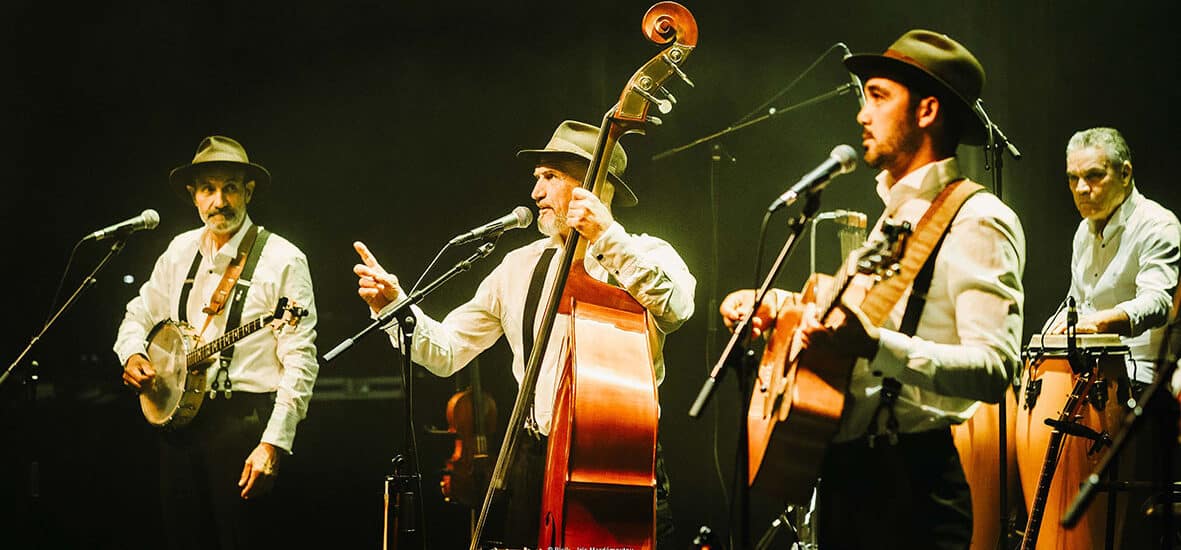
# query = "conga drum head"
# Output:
<box><xmin>141</xmin><ymin>321</ymin><xmax>189</xmax><ymax>426</ymax></box>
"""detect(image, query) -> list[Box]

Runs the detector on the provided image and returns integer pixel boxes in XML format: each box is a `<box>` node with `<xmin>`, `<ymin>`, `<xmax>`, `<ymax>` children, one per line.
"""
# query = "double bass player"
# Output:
<box><xmin>352</xmin><ymin>120</ymin><xmax>695</xmax><ymax>548</ymax></box>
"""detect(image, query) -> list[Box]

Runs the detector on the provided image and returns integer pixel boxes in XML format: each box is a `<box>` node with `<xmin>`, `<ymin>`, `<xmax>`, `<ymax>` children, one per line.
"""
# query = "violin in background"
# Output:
<box><xmin>438</xmin><ymin>360</ymin><xmax>497</xmax><ymax>512</ymax></box>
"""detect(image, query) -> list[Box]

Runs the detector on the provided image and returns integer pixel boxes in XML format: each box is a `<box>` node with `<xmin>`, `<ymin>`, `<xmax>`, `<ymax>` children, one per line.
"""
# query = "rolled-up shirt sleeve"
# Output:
<box><xmin>586</xmin><ymin>221</ymin><xmax>696</xmax><ymax>334</ymax></box>
<box><xmin>115</xmin><ymin>242</ymin><xmax>179</xmax><ymax>365</ymax></box>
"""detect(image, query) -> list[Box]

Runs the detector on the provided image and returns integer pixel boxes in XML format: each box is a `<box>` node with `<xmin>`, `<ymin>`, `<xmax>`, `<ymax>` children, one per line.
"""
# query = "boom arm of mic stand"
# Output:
<box><xmin>1</xmin><ymin>239</ymin><xmax>125</xmax><ymax>389</ymax></box>
<box><xmin>320</xmin><ymin>242</ymin><xmax>496</xmax><ymax>364</ymax></box>
<box><xmin>652</xmin><ymin>84</ymin><xmax>857</xmax><ymax>162</ymax></box>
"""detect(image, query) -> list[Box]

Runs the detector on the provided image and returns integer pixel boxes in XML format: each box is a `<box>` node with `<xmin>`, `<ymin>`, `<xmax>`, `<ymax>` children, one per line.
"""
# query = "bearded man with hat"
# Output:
<box><xmin>115</xmin><ymin>136</ymin><xmax>319</xmax><ymax>549</ymax></box>
<box><xmin>720</xmin><ymin>30</ymin><xmax>1025</xmax><ymax>548</ymax></box>
<box><xmin>352</xmin><ymin>120</ymin><xmax>695</xmax><ymax>547</ymax></box>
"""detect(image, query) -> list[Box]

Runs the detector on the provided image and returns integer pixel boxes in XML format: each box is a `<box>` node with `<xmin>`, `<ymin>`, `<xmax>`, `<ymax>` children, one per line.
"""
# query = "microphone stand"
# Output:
<box><xmin>689</xmin><ymin>192</ymin><xmax>825</xmax><ymax>550</ymax></box>
<box><xmin>321</xmin><ymin>240</ymin><xmax>498</xmax><ymax>550</ymax></box>
<box><xmin>652</xmin><ymin>84</ymin><xmax>858</xmax><ymax>162</ymax></box>
<box><xmin>975</xmin><ymin>99</ymin><xmax>1022</xmax><ymax>549</ymax></box>
<box><xmin>1</xmin><ymin>238</ymin><xmax>126</xmax><ymax>390</ymax></box>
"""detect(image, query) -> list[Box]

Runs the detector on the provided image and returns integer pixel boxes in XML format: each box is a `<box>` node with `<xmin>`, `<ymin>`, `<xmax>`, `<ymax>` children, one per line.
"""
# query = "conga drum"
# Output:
<box><xmin>952</xmin><ymin>387</ymin><xmax>1019</xmax><ymax>550</ymax></box>
<box><xmin>1015</xmin><ymin>334</ymin><xmax>1133</xmax><ymax>549</ymax></box>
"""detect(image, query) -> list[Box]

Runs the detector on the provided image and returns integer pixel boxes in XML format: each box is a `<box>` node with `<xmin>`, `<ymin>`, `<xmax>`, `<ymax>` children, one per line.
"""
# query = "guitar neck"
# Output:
<box><xmin>187</xmin><ymin>316</ymin><xmax>270</xmax><ymax>367</ymax></box>
<box><xmin>1020</xmin><ymin>372</ymin><xmax>1094</xmax><ymax>549</ymax></box>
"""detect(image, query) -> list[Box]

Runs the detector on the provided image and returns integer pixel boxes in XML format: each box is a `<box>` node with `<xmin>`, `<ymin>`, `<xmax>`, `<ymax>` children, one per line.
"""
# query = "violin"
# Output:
<box><xmin>439</xmin><ymin>361</ymin><xmax>497</xmax><ymax>510</ymax></box>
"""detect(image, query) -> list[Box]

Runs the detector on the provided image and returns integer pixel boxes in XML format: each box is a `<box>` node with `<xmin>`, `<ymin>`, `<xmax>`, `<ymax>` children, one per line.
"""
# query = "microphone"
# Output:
<box><xmin>1066</xmin><ymin>296</ymin><xmax>1080</xmax><ymax>372</ymax></box>
<box><xmin>815</xmin><ymin>209</ymin><xmax>867</xmax><ymax>228</ymax></box>
<box><xmin>767</xmin><ymin>145</ymin><xmax>859</xmax><ymax>212</ymax></box>
<box><xmin>448</xmin><ymin>206</ymin><xmax>534</xmax><ymax>245</ymax></box>
<box><xmin>83</xmin><ymin>209</ymin><xmax>160</xmax><ymax>241</ymax></box>
<box><xmin>838</xmin><ymin>43</ymin><xmax>866</xmax><ymax>108</ymax></box>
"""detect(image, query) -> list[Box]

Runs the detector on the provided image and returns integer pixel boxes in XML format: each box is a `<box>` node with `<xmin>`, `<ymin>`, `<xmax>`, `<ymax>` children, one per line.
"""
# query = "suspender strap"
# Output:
<box><xmin>863</xmin><ymin>178</ymin><xmax>985</xmax><ymax>446</ymax></box>
<box><xmin>521</xmin><ymin>247</ymin><xmax>558</xmax><ymax>436</ymax></box>
<box><xmin>521</xmin><ymin>248</ymin><xmax>558</xmax><ymax>367</ymax></box>
<box><xmin>177</xmin><ymin>252</ymin><xmax>204</xmax><ymax>324</ymax></box>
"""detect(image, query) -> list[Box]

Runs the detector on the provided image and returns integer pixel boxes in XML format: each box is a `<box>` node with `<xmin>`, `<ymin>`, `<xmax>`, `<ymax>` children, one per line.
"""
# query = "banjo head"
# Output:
<box><xmin>141</xmin><ymin>320</ymin><xmax>199</xmax><ymax>426</ymax></box>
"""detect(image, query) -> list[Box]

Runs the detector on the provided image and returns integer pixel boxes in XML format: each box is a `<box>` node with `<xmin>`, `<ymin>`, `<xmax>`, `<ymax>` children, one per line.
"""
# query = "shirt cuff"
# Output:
<box><xmin>115</xmin><ymin>342</ymin><xmax>149</xmax><ymax>367</ymax></box>
<box><xmin>261</xmin><ymin>402</ymin><xmax>298</xmax><ymax>454</ymax></box>
<box><xmin>587</xmin><ymin>222</ymin><xmax>630</xmax><ymax>270</ymax></box>
<box><xmin>872</xmin><ymin>328</ymin><xmax>911</xmax><ymax>378</ymax></box>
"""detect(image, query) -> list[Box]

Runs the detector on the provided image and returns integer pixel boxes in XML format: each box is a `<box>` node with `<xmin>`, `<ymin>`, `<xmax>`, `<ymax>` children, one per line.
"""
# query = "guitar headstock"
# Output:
<box><xmin>612</xmin><ymin>2</ymin><xmax>697</xmax><ymax>127</ymax></box>
<box><xmin>852</xmin><ymin>220</ymin><xmax>912</xmax><ymax>281</ymax></box>
<box><xmin>269</xmin><ymin>297</ymin><xmax>309</xmax><ymax>332</ymax></box>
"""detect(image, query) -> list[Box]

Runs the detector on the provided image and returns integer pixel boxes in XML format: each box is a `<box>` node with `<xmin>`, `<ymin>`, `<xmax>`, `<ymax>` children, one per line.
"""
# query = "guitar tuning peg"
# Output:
<box><xmin>662</xmin><ymin>52</ymin><xmax>695</xmax><ymax>87</ymax></box>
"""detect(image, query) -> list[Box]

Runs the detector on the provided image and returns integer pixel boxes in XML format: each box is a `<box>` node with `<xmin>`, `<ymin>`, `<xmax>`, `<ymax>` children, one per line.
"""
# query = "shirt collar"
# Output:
<box><xmin>200</xmin><ymin>215</ymin><xmax>255</xmax><ymax>261</ymax></box>
<box><xmin>1089</xmin><ymin>187</ymin><xmax>1140</xmax><ymax>239</ymax></box>
<box><xmin>875</xmin><ymin>157</ymin><xmax>962</xmax><ymax>215</ymax></box>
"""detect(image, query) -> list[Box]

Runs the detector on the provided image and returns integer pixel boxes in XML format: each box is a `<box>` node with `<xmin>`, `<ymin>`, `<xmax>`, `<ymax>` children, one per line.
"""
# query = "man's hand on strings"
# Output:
<box><xmin>353</xmin><ymin>241</ymin><xmax>404</xmax><ymax>313</ymax></box>
<box><xmin>794</xmin><ymin>297</ymin><xmax>879</xmax><ymax>360</ymax></box>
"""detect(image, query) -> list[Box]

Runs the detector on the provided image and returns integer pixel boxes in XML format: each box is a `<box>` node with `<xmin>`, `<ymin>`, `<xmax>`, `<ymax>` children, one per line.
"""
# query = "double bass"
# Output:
<box><xmin>468</xmin><ymin>4</ymin><xmax>698</xmax><ymax>549</ymax></box>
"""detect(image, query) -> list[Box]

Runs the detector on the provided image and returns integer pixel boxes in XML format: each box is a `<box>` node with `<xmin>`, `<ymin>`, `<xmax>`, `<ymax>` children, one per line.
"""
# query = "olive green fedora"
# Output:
<box><xmin>844</xmin><ymin>29</ymin><xmax>988</xmax><ymax>145</ymax></box>
<box><xmin>168</xmin><ymin>136</ymin><xmax>271</xmax><ymax>199</ymax></box>
<box><xmin>517</xmin><ymin>120</ymin><xmax>638</xmax><ymax>207</ymax></box>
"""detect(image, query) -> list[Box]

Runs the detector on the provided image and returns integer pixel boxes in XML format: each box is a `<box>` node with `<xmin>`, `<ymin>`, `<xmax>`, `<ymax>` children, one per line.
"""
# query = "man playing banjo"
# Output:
<box><xmin>114</xmin><ymin>136</ymin><xmax>319</xmax><ymax>549</ymax></box>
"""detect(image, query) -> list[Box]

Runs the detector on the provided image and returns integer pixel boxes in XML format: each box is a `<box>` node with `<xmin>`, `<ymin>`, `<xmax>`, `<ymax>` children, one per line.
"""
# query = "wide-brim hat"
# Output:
<box><xmin>844</xmin><ymin>29</ymin><xmax>988</xmax><ymax>145</ymax></box>
<box><xmin>168</xmin><ymin>136</ymin><xmax>271</xmax><ymax>200</ymax></box>
<box><xmin>517</xmin><ymin>120</ymin><xmax>638</xmax><ymax>207</ymax></box>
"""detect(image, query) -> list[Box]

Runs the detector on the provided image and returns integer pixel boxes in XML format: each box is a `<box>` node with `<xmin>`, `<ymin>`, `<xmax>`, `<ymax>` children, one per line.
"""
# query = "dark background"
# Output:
<box><xmin>2</xmin><ymin>0</ymin><xmax>1178</xmax><ymax>548</ymax></box>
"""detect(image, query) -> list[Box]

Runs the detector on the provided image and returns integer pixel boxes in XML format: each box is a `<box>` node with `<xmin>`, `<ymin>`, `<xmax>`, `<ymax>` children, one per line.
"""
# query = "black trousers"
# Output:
<box><xmin>501</xmin><ymin>433</ymin><xmax>674</xmax><ymax>548</ymax></box>
<box><xmin>816</xmin><ymin>428</ymin><xmax>973</xmax><ymax>550</ymax></box>
<box><xmin>158</xmin><ymin>392</ymin><xmax>276</xmax><ymax>550</ymax></box>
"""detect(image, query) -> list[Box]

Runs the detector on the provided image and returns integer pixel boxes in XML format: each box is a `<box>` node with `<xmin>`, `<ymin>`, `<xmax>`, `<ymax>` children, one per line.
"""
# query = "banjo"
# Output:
<box><xmin>139</xmin><ymin>297</ymin><xmax>307</xmax><ymax>428</ymax></box>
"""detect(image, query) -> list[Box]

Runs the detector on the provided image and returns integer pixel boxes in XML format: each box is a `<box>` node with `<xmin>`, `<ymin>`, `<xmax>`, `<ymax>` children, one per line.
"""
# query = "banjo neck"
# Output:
<box><xmin>186</xmin><ymin>315</ymin><xmax>273</xmax><ymax>367</ymax></box>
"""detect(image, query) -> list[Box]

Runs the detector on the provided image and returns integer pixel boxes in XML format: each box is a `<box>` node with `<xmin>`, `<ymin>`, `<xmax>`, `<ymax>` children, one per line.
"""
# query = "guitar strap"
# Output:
<box><xmin>521</xmin><ymin>247</ymin><xmax>558</xmax><ymax>437</ymax></box>
<box><xmin>862</xmin><ymin>178</ymin><xmax>985</xmax><ymax>446</ymax></box>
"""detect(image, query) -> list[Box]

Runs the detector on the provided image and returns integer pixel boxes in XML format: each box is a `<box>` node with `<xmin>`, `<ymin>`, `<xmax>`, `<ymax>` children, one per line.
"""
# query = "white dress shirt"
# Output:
<box><xmin>114</xmin><ymin>217</ymin><xmax>319</xmax><ymax>452</ymax></box>
<box><xmin>1044</xmin><ymin>188</ymin><xmax>1181</xmax><ymax>383</ymax></box>
<box><xmin>834</xmin><ymin>157</ymin><xmax>1026</xmax><ymax>442</ymax></box>
<box><xmin>383</xmin><ymin>221</ymin><xmax>696</xmax><ymax>435</ymax></box>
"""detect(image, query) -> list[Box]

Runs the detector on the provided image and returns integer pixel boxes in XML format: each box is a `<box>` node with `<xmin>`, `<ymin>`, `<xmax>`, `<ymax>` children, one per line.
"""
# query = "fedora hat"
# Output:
<box><xmin>517</xmin><ymin>120</ymin><xmax>638</xmax><ymax>207</ymax></box>
<box><xmin>844</xmin><ymin>29</ymin><xmax>988</xmax><ymax>145</ymax></box>
<box><xmin>168</xmin><ymin>136</ymin><xmax>271</xmax><ymax>199</ymax></box>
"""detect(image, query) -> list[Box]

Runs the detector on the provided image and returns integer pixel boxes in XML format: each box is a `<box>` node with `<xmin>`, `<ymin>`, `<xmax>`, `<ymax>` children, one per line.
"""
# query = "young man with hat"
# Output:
<box><xmin>115</xmin><ymin>136</ymin><xmax>319</xmax><ymax>549</ymax></box>
<box><xmin>352</xmin><ymin>120</ymin><xmax>695</xmax><ymax>547</ymax></box>
<box><xmin>720</xmin><ymin>30</ymin><xmax>1025</xmax><ymax>547</ymax></box>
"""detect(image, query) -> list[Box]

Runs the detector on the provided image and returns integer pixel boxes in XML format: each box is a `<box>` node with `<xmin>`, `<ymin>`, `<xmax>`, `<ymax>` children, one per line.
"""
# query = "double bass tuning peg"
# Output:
<box><xmin>631</xmin><ymin>83</ymin><xmax>674</xmax><ymax>115</ymax></box>
<box><xmin>662</xmin><ymin>51</ymin><xmax>694</xmax><ymax>87</ymax></box>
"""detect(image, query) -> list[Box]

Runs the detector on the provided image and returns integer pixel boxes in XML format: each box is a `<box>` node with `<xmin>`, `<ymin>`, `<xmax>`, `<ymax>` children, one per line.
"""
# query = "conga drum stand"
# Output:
<box><xmin>1063</xmin><ymin>351</ymin><xmax>1179</xmax><ymax>550</ymax></box>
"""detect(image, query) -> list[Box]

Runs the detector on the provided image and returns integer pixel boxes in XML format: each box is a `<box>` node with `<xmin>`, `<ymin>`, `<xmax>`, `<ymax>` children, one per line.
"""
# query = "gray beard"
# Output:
<box><xmin>537</xmin><ymin>211</ymin><xmax>568</xmax><ymax>237</ymax></box>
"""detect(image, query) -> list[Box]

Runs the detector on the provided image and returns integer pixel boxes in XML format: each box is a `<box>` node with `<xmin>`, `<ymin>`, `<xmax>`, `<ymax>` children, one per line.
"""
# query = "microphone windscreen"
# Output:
<box><xmin>142</xmin><ymin>209</ymin><xmax>161</xmax><ymax>229</ymax></box>
<box><xmin>513</xmin><ymin>206</ymin><xmax>534</xmax><ymax>228</ymax></box>
<box><xmin>830</xmin><ymin>144</ymin><xmax>858</xmax><ymax>174</ymax></box>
